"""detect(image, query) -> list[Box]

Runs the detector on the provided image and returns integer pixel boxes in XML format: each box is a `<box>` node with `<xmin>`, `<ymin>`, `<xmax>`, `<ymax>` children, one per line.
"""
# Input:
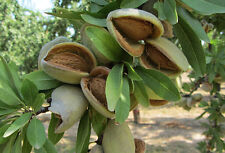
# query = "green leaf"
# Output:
<box><xmin>43</xmin><ymin>139</ymin><xmax>57</xmax><ymax>153</ymax></box>
<box><xmin>163</xmin><ymin>0</ymin><xmax>178</xmax><ymax>24</ymax></box>
<box><xmin>0</xmin><ymin>100</ymin><xmax>14</xmax><ymax>109</ymax></box>
<box><xmin>34</xmin><ymin>148</ymin><xmax>47</xmax><ymax>153</ymax></box>
<box><xmin>22</xmin><ymin>131</ymin><xmax>32</xmax><ymax>153</ymax></box>
<box><xmin>0</xmin><ymin>143</ymin><xmax>6</xmax><ymax>151</ymax></box>
<box><xmin>205</xmin><ymin>0</ymin><xmax>225</xmax><ymax>7</ymax></box>
<box><xmin>81</xmin><ymin>14</ymin><xmax>106</xmax><ymax>27</ymax></box>
<box><xmin>33</xmin><ymin>93</ymin><xmax>45</xmax><ymax>113</ymax></box>
<box><xmin>174</xmin><ymin>17</ymin><xmax>206</xmax><ymax>76</ymax></box>
<box><xmin>24</xmin><ymin>70</ymin><xmax>61</xmax><ymax>90</ymax></box>
<box><xmin>75</xmin><ymin>111</ymin><xmax>91</xmax><ymax>153</ymax></box>
<box><xmin>12</xmin><ymin>134</ymin><xmax>22</xmax><ymax>153</ymax></box>
<box><xmin>0</xmin><ymin>109</ymin><xmax>17</xmax><ymax>116</ymax></box>
<box><xmin>128</xmin><ymin>78</ymin><xmax>135</xmax><ymax>94</ymax></box>
<box><xmin>90</xmin><ymin>3</ymin><xmax>103</xmax><ymax>13</ymax></box>
<box><xmin>199</xmin><ymin>101</ymin><xmax>209</xmax><ymax>107</ymax></box>
<box><xmin>48</xmin><ymin>113</ymin><xmax>64</xmax><ymax>144</ymax></box>
<box><xmin>196</xmin><ymin>111</ymin><xmax>206</xmax><ymax>120</ymax></box>
<box><xmin>46</xmin><ymin>8</ymin><xmax>82</xmax><ymax>19</ymax></box>
<box><xmin>177</xmin><ymin>7</ymin><xmax>210</xmax><ymax>42</ymax></box>
<box><xmin>180</xmin><ymin>0</ymin><xmax>225</xmax><ymax>15</ymax></box>
<box><xmin>91</xmin><ymin>0</ymin><xmax>109</xmax><ymax>6</ymax></box>
<box><xmin>98</xmin><ymin>1</ymin><xmax>120</xmax><ymax>16</ymax></box>
<box><xmin>3</xmin><ymin>112</ymin><xmax>31</xmax><ymax>137</ymax></box>
<box><xmin>0</xmin><ymin>63</ymin><xmax>11</xmax><ymax>90</ymax></box>
<box><xmin>84</xmin><ymin>26</ymin><xmax>127</xmax><ymax>62</ymax></box>
<box><xmin>3</xmin><ymin>133</ymin><xmax>17</xmax><ymax>153</ymax></box>
<box><xmin>106</xmin><ymin>64</ymin><xmax>124</xmax><ymax>111</ymax></box>
<box><xmin>0</xmin><ymin>79</ymin><xmax>22</xmax><ymax>107</ymax></box>
<box><xmin>8</xmin><ymin>62</ymin><xmax>22</xmax><ymax>93</ymax></box>
<box><xmin>134</xmin><ymin>81</ymin><xmax>149</xmax><ymax>107</ymax></box>
<box><xmin>182</xmin><ymin>83</ymin><xmax>192</xmax><ymax>92</ymax></box>
<box><xmin>0</xmin><ymin>87</ymin><xmax>22</xmax><ymax>106</ymax></box>
<box><xmin>124</xmin><ymin>62</ymin><xmax>142</xmax><ymax>81</ymax></box>
<box><xmin>27</xmin><ymin>118</ymin><xmax>46</xmax><ymax>149</ymax></box>
<box><xmin>90</xmin><ymin>107</ymin><xmax>107</xmax><ymax>137</ymax></box>
<box><xmin>0</xmin><ymin>124</ymin><xmax>10</xmax><ymax>144</ymax></box>
<box><xmin>0</xmin><ymin>56</ymin><xmax>21</xmax><ymax>99</ymax></box>
<box><xmin>153</xmin><ymin>1</ymin><xmax>166</xmax><ymax>20</ymax></box>
<box><xmin>21</xmin><ymin>79</ymin><xmax>38</xmax><ymax>106</ymax></box>
<box><xmin>135</xmin><ymin>67</ymin><xmax>180</xmax><ymax>101</ymax></box>
<box><xmin>115</xmin><ymin>77</ymin><xmax>130</xmax><ymax>124</ymax></box>
<box><xmin>120</xmin><ymin>0</ymin><xmax>148</xmax><ymax>8</ymax></box>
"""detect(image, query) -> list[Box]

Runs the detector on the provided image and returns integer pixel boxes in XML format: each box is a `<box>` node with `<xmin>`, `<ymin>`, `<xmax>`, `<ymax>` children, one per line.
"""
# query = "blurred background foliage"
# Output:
<box><xmin>0</xmin><ymin>0</ymin><xmax>79</xmax><ymax>74</ymax></box>
<box><xmin>0</xmin><ymin>0</ymin><xmax>224</xmax><ymax>74</ymax></box>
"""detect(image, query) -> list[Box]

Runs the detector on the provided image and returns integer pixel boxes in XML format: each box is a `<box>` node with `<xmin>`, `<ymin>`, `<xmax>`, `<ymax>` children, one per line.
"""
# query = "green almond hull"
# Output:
<box><xmin>102</xmin><ymin>120</ymin><xmax>135</xmax><ymax>153</ymax></box>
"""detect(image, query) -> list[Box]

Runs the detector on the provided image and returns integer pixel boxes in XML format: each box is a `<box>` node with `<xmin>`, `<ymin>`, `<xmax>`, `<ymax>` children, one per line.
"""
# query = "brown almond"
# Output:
<box><xmin>89</xmin><ymin>77</ymin><xmax>107</xmax><ymax>108</ymax></box>
<box><xmin>145</xmin><ymin>44</ymin><xmax>179</xmax><ymax>71</ymax></box>
<box><xmin>113</xmin><ymin>17</ymin><xmax>153</xmax><ymax>41</ymax></box>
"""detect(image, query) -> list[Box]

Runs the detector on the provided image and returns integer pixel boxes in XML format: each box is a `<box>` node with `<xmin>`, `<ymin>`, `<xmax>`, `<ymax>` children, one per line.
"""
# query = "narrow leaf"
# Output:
<box><xmin>0</xmin><ymin>87</ymin><xmax>21</xmax><ymax>106</ymax></box>
<box><xmin>135</xmin><ymin>67</ymin><xmax>180</xmax><ymax>101</ymax></box>
<box><xmin>115</xmin><ymin>77</ymin><xmax>130</xmax><ymax>124</ymax></box>
<box><xmin>81</xmin><ymin>14</ymin><xmax>106</xmax><ymax>27</ymax></box>
<box><xmin>163</xmin><ymin>0</ymin><xmax>178</xmax><ymax>24</ymax></box>
<box><xmin>90</xmin><ymin>3</ymin><xmax>103</xmax><ymax>13</ymax></box>
<box><xmin>0</xmin><ymin>124</ymin><xmax>10</xmax><ymax>144</ymax></box>
<box><xmin>75</xmin><ymin>111</ymin><xmax>91</xmax><ymax>153</ymax></box>
<box><xmin>181</xmin><ymin>0</ymin><xmax>225</xmax><ymax>15</ymax></box>
<box><xmin>98</xmin><ymin>1</ymin><xmax>120</xmax><ymax>16</ymax></box>
<box><xmin>84</xmin><ymin>26</ymin><xmax>128</xmax><ymax>62</ymax></box>
<box><xmin>91</xmin><ymin>0</ymin><xmax>109</xmax><ymax>6</ymax></box>
<box><xmin>134</xmin><ymin>81</ymin><xmax>149</xmax><ymax>107</ymax></box>
<box><xmin>48</xmin><ymin>113</ymin><xmax>64</xmax><ymax>144</ymax></box>
<box><xmin>0</xmin><ymin>100</ymin><xmax>14</xmax><ymax>109</ymax></box>
<box><xmin>90</xmin><ymin>107</ymin><xmax>107</xmax><ymax>137</ymax></box>
<box><xmin>106</xmin><ymin>64</ymin><xmax>124</xmax><ymax>111</ymax></box>
<box><xmin>27</xmin><ymin>118</ymin><xmax>46</xmax><ymax>149</ymax></box>
<box><xmin>43</xmin><ymin>139</ymin><xmax>57</xmax><ymax>153</ymax></box>
<box><xmin>0</xmin><ymin>64</ymin><xmax>20</xmax><ymax>96</ymax></box>
<box><xmin>124</xmin><ymin>62</ymin><xmax>142</xmax><ymax>81</ymax></box>
<box><xmin>8</xmin><ymin>62</ymin><xmax>22</xmax><ymax>92</ymax></box>
<box><xmin>120</xmin><ymin>0</ymin><xmax>148</xmax><ymax>8</ymax></box>
<box><xmin>33</xmin><ymin>93</ymin><xmax>45</xmax><ymax>113</ymax></box>
<box><xmin>4</xmin><ymin>112</ymin><xmax>31</xmax><ymax>137</ymax></box>
<box><xmin>24</xmin><ymin>70</ymin><xmax>61</xmax><ymax>90</ymax></box>
<box><xmin>153</xmin><ymin>1</ymin><xmax>167</xmax><ymax>21</ymax></box>
<box><xmin>34</xmin><ymin>148</ymin><xmax>47</xmax><ymax>153</ymax></box>
<box><xmin>3</xmin><ymin>133</ymin><xmax>17</xmax><ymax>153</ymax></box>
<box><xmin>22</xmin><ymin>131</ymin><xmax>32</xmax><ymax>153</ymax></box>
<box><xmin>205</xmin><ymin>0</ymin><xmax>225</xmax><ymax>7</ymax></box>
<box><xmin>0</xmin><ymin>109</ymin><xmax>17</xmax><ymax>116</ymax></box>
<box><xmin>177</xmin><ymin>7</ymin><xmax>210</xmax><ymax>42</ymax></box>
<box><xmin>12</xmin><ymin>134</ymin><xmax>22</xmax><ymax>153</ymax></box>
<box><xmin>46</xmin><ymin>8</ymin><xmax>82</xmax><ymax>19</ymax></box>
<box><xmin>174</xmin><ymin>17</ymin><xmax>206</xmax><ymax>76</ymax></box>
<box><xmin>0</xmin><ymin>56</ymin><xmax>21</xmax><ymax>99</ymax></box>
<box><xmin>21</xmin><ymin>79</ymin><xmax>38</xmax><ymax>106</ymax></box>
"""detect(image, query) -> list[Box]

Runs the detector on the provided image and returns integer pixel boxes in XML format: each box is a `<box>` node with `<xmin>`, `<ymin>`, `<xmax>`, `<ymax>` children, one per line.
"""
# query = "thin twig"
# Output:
<box><xmin>36</xmin><ymin>107</ymin><xmax>49</xmax><ymax>115</ymax></box>
<box><xmin>184</xmin><ymin>76</ymin><xmax>206</xmax><ymax>97</ymax></box>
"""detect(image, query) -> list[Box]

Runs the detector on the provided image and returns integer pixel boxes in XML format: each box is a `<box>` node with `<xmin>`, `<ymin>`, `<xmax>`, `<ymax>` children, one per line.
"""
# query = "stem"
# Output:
<box><xmin>185</xmin><ymin>76</ymin><xmax>205</xmax><ymax>97</ymax></box>
<box><xmin>36</xmin><ymin>107</ymin><xmax>49</xmax><ymax>115</ymax></box>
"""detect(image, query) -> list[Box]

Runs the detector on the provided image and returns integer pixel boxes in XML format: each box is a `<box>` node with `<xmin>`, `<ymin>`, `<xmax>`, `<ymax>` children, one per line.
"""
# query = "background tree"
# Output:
<box><xmin>0</xmin><ymin>0</ymin><xmax>74</xmax><ymax>74</ymax></box>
